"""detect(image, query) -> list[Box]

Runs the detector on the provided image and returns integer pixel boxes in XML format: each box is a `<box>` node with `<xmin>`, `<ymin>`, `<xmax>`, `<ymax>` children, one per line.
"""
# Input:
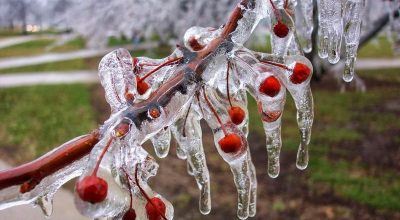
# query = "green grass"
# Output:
<box><xmin>0</xmin><ymin>84</ymin><xmax>96</xmax><ymax>160</ymax></box>
<box><xmin>0</xmin><ymin>57</ymin><xmax>102</xmax><ymax>74</ymax></box>
<box><xmin>50</xmin><ymin>37</ymin><xmax>86</xmax><ymax>53</ymax></box>
<box><xmin>0</xmin><ymin>39</ymin><xmax>55</xmax><ymax>58</ymax></box>
<box><xmin>108</xmin><ymin>36</ymin><xmax>132</xmax><ymax>47</ymax></box>
<box><xmin>0</xmin><ymin>48</ymin><xmax>171</xmax><ymax>74</ymax></box>
<box><xmin>309</xmin><ymin>155</ymin><xmax>400</xmax><ymax>210</ymax></box>
<box><xmin>359</xmin><ymin>37</ymin><xmax>397</xmax><ymax>58</ymax></box>
<box><xmin>0</xmin><ymin>37</ymin><xmax>86</xmax><ymax>58</ymax></box>
<box><xmin>248</xmin><ymin>68</ymin><xmax>400</xmax><ymax>211</ymax></box>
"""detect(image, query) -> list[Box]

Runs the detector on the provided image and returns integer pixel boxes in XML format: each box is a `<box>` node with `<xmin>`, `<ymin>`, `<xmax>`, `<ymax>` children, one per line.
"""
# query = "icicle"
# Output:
<box><xmin>283</xmin><ymin>56</ymin><xmax>314</xmax><ymax>169</ymax></box>
<box><xmin>326</xmin><ymin>1</ymin><xmax>343</xmax><ymax>64</ymax></box>
<box><xmin>296</xmin><ymin>0</ymin><xmax>314</xmax><ymax>53</ymax></box>
<box><xmin>171</xmin><ymin>104</ymin><xmax>211</xmax><ymax>215</ymax></box>
<box><xmin>342</xmin><ymin>0</ymin><xmax>365</xmax><ymax>82</ymax></box>
<box><xmin>35</xmin><ymin>193</ymin><xmax>54</xmax><ymax>218</ymax></box>
<box><xmin>98</xmin><ymin>48</ymin><xmax>134</xmax><ymax>113</ymax></box>
<box><xmin>150</xmin><ymin>128</ymin><xmax>171</xmax><ymax>158</ymax></box>
<box><xmin>247</xmin><ymin>152</ymin><xmax>257</xmax><ymax>217</ymax></box>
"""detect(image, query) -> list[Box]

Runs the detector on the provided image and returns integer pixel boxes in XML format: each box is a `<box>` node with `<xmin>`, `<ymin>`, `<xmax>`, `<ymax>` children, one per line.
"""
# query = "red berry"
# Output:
<box><xmin>146</xmin><ymin>197</ymin><xmax>166</xmax><ymax>220</ymax></box>
<box><xmin>137</xmin><ymin>81</ymin><xmax>149</xmax><ymax>95</ymax></box>
<box><xmin>123</xmin><ymin>208</ymin><xmax>137</xmax><ymax>220</ymax></box>
<box><xmin>76</xmin><ymin>176</ymin><xmax>108</xmax><ymax>204</ymax></box>
<box><xmin>125</xmin><ymin>92</ymin><xmax>135</xmax><ymax>102</ymax></box>
<box><xmin>218</xmin><ymin>133</ymin><xmax>242</xmax><ymax>154</ymax></box>
<box><xmin>259</xmin><ymin>76</ymin><xmax>281</xmax><ymax>97</ymax></box>
<box><xmin>273</xmin><ymin>21</ymin><xmax>289</xmax><ymax>38</ymax></box>
<box><xmin>290</xmin><ymin>63</ymin><xmax>311</xmax><ymax>84</ymax></box>
<box><xmin>228</xmin><ymin>107</ymin><xmax>245</xmax><ymax>125</ymax></box>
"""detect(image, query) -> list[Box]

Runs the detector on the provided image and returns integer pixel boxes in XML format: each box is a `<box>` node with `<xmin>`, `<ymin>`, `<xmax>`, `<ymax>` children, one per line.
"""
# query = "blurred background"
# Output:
<box><xmin>0</xmin><ymin>0</ymin><xmax>399</xmax><ymax>219</ymax></box>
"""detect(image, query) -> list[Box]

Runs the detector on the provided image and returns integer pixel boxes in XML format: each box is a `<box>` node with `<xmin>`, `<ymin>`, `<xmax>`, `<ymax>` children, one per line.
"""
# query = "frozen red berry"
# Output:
<box><xmin>146</xmin><ymin>197</ymin><xmax>166</xmax><ymax>220</ymax></box>
<box><xmin>290</xmin><ymin>63</ymin><xmax>311</xmax><ymax>84</ymax></box>
<box><xmin>76</xmin><ymin>175</ymin><xmax>108</xmax><ymax>204</ymax></box>
<box><xmin>259</xmin><ymin>76</ymin><xmax>281</xmax><ymax>97</ymax></box>
<box><xmin>228</xmin><ymin>107</ymin><xmax>245</xmax><ymax>125</ymax></box>
<box><xmin>137</xmin><ymin>81</ymin><xmax>149</xmax><ymax>95</ymax></box>
<box><xmin>123</xmin><ymin>208</ymin><xmax>137</xmax><ymax>220</ymax></box>
<box><xmin>273</xmin><ymin>21</ymin><xmax>289</xmax><ymax>38</ymax></box>
<box><xmin>218</xmin><ymin>133</ymin><xmax>242</xmax><ymax>154</ymax></box>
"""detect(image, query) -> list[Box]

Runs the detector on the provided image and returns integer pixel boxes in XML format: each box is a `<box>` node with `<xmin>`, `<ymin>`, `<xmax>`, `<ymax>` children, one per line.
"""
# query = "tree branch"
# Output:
<box><xmin>0</xmin><ymin>130</ymin><xmax>100</xmax><ymax>192</ymax></box>
<box><xmin>0</xmin><ymin>0</ymin><xmax>250</xmax><ymax>193</ymax></box>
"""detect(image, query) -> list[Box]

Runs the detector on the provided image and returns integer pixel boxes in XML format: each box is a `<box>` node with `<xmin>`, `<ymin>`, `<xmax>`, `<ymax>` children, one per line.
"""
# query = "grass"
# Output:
<box><xmin>247</xmin><ymin>68</ymin><xmax>400</xmax><ymax>211</ymax></box>
<box><xmin>359</xmin><ymin>36</ymin><xmax>397</xmax><ymax>58</ymax></box>
<box><xmin>0</xmin><ymin>48</ymin><xmax>171</xmax><ymax>74</ymax></box>
<box><xmin>0</xmin><ymin>38</ymin><xmax>55</xmax><ymax>58</ymax></box>
<box><xmin>0</xmin><ymin>37</ymin><xmax>87</xmax><ymax>59</ymax></box>
<box><xmin>0</xmin><ymin>57</ymin><xmax>102</xmax><ymax>74</ymax></box>
<box><xmin>50</xmin><ymin>37</ymin><xmax>86</xmax><ymax>53</ymax></box>
<box><xmin>108</xmin><ymin>36</ymin><xmax>132</xmax><ymax>47</ymax></box>
<box><xmin>0</xmin><ymin>84</ymin><xmax>96</xmax><ymax>161</ymax></box>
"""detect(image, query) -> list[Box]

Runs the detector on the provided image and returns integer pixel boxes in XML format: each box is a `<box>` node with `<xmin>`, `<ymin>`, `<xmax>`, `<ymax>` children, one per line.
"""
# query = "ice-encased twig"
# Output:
<box><xmin>0</xmin><ymin>155</ymin><xmax>87</xmax><ymax>212</ymax></box>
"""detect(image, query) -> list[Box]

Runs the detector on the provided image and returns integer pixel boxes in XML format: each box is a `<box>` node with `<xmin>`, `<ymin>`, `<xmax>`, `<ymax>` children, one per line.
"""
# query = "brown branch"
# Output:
<box><xmin>0</xmin><ymin>130</ymin><xmax>100</xmax><ymax>192</ymax></box>
<box><xmin>197</xmin><ymin>0</ymin><xmax>250</xmax><ymax>58</ymax></box>
<box><xmin>0</xmin><ymin>0</ymin><xmax>249</xmax><ymax>193</ymax></box>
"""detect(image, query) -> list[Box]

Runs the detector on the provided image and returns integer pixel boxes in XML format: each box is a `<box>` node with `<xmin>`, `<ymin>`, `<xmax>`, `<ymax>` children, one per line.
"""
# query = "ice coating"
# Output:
<box><xmin>0</xmin><ymin>0</ymin><xmax>373</xmax><ymax>219</ymax></box>
<box><xmin>315</xmin><ymin>0</ymin><xmax>366</xmax><ymax>81</ymax></box>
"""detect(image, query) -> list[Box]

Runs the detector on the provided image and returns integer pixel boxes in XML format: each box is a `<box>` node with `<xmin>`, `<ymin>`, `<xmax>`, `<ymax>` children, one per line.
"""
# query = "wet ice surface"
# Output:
<box><xmin>0</xmin><ymin>0</ymin><xmax>377</xmax><ymax>219</ymax></box>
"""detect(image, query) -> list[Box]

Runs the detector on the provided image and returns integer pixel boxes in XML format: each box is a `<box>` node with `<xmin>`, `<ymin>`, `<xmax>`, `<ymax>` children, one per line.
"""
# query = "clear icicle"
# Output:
<box><xmin>35</xmin><ymin>193</ymin><xmax>54</xmax><ymax>218</ymax></box>
<box><xmin>326</xmin><ymin>1</ymin><xmax>343</xmax><ymax>64</ymax></box>
<box><xmin>255</xmin><ymin>75</ymin><xmax>286</xmax><ymax>178</ymax></box>
<box><xmin>296</xmin><ymin>0</ymin><xmax>314</xmax><ymax>53</ymax></box>
<box><xmin>98</xmin><ymin>48</ymin><xmax>134</xmax><ymax>113</ymax></box>
<box><xmin>200</xmin><ymin>88</ymin><xmax>251</xmax><ymax>219</ymax></box>
<box><xmin>342</xmin><ymin>0</ymin><xmax>365</xmax><ymax>82</ymax></box>
<box><xmin>230</xmin><ymin>157</ymin><xmax>251</xmax><ymax>220</ymax></box>
<box><xmin>247</xmin><ymin>152</ymin><xmax>257</xmax><ymax>217</ymax></box>
<box><xmin>317</xmin><ymin>0</ymin><xmax>330</xmax><ymax>59</ymax></box>
<box><xmin>284</xmin><ymin>57</ymin><xmax>314</xmax><ymax>170</ymax></box>
<box><xmin>171</xmin><ymin>104</ymin><xmax>211</xmax><ymax>215</ymax></box>
<box><xmin>294</xmin><ymin>87</ymin><xmax>313</xmax><ymax>169</ymax></box>
<box><xmin>150</xmin><ymin>128</ymin><xmax>171</xmax><ymax>158</ymax></box>
<box><xmin>186</xmin><ymin>161</ymin><xmax>194</xmax><ymax>176</ymax></box>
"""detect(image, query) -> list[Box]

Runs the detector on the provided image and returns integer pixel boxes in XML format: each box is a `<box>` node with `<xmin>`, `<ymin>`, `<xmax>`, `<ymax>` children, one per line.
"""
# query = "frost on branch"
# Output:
<box><xmin>0</xmin><ymin>0</ymin><xmax>375</xmax><ymax>219</ymax></box>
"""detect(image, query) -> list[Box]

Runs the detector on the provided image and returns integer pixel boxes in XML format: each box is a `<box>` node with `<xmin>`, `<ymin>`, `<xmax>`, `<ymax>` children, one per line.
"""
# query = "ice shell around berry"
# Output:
<box><xmin>76</xmin><ymin>176</ymin><xmax>108</xmax><ymax>204</ymax></box>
